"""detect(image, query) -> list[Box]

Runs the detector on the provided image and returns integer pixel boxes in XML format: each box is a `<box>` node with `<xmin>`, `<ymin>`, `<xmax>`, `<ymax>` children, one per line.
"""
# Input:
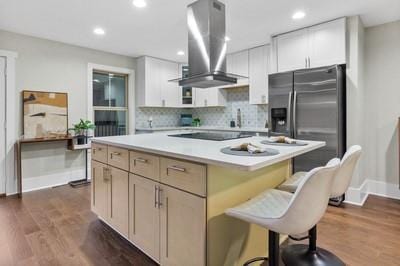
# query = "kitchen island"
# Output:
<box><xmin>90</xmin><ymin>131</ymin><xmax>325</xmax><ymax>266</ymax></box>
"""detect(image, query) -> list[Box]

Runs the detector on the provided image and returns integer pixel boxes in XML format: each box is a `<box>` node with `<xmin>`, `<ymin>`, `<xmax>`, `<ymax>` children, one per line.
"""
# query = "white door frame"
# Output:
<box><xmin>87</xmin><ymin>63</ymin><xmax>135</xmax><ymax>135</ymax></box>
<box><xmin>0</xmin><ymin>50</ymin><xmax>18</xmax><ymax>195</ymax></box>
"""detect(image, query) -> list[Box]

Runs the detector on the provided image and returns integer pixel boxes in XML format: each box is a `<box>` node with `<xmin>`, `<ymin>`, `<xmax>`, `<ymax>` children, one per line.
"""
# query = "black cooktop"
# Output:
<box><xmin>168</xmin><ymin>132</ymin><xmax>252</xmax><ymax>141</ymax></box>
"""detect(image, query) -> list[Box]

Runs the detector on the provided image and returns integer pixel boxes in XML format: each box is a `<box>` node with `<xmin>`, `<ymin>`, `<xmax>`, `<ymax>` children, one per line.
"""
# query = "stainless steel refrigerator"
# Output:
<box><xmin>268</xmin><ymin>65</ymin><xmax>346</xmax><ymax>173</ymax></box>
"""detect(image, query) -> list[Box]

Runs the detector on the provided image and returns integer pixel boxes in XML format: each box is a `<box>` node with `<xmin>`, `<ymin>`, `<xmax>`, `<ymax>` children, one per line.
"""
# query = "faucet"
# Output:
<box><xmin>237</xmin><ymin>108</ymin><xmax>242</xmax><ymax>128</ymax></box>
<box><xmin>148</xmin><ymin>117</ymin><xmax>153</xmax><ymax>128</ymax></box>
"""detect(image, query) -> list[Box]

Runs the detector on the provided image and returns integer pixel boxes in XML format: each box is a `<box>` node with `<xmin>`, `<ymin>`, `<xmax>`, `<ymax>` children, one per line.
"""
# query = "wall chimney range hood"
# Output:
<box><xmin>170</xmin><ymin>0</ymin><xmax>246</xmax><ymax>88</ymax></box>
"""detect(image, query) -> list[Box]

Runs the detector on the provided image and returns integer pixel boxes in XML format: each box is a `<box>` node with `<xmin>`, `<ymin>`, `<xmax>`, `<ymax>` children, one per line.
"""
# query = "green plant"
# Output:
<box><xmin>69</xmin><ymin>119</ymin><xmax>95</xmax><ymax>136</ymax></box>
<box><xmin>192</xmin><ymin>118</ymin><xmax>201</xmax><ymax>127</ymax></box>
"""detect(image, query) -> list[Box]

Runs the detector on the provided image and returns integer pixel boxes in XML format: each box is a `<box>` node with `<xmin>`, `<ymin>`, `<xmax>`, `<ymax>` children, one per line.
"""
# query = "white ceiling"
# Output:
<box><xmin>0</xmin><ymin>0</ymin><xmax>399</xmax><ymax>62</ymax></box>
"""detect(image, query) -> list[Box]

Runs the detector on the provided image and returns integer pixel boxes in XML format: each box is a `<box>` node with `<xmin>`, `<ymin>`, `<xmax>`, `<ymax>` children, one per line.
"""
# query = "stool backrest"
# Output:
<box><xmin>331</xmin><ymin>145</ymin><xmax>362</xmax><ymax>198</ymax></box>
<box><xmin>280</xmin><ymin>158</ymin><xmax>340</xmax><ymax>235</ymax></box>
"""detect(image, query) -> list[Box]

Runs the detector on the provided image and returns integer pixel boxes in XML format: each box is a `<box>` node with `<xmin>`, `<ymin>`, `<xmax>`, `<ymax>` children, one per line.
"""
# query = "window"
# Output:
<box><xmin>93</xmin><ymin>71</ymin><xmax>128</xmax><ymax>137</ymax></box>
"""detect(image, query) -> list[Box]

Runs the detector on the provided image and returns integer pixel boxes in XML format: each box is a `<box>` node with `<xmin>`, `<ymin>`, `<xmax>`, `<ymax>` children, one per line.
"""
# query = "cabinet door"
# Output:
<box><xmin>308</xmin><ymin>18</ymin><xmax>346</xmax><ymax>68</ymax></box>
<box><xmin>228</xmin><ymin>50</ymin><xmax>249</xmax><ymax>86</ymax></box>
<box><xmin>145</xmin><ymin>57</ymin><xmax>162</xmax><ymax>107</ymax></box>
<box><xmin>195</xmin><ymin>88</ymin><xmax>208</xmax><ymax>107</ymax></box>
<box><xmin>161</xmin><ymin>60</ymin><xmax>180</xmax><ymax>107</ymax></box>
<box><xmin>207</xmin><ymin>87</ymin><xmax>226</xmax><ymax>107</ymax></box>
<box><xmin>159</xmin><ymin>185</ymin><xmax>206</xmax><ymax>266</ymax></box>
<box><xmin>109</xmin><ymin>166</ymin><xmax>129</xmax><ymax>237</ymax></box>
<box><xmin>91</xmin><ymin>160</ymin><xmax>108</xmax><ymax>220</ymax></box>
<box><xmin>276</xmin><ymin>29</ymin><xmax>309</xmax><ymax>72</ymax></box>
<box><xmin>129</xmin><ymin>174</ymin><xmax>160</xmax><ymax>262</ymax></box>
<box><xmin>249</xmin><ymin>45</ymin><xmax>269</xmax><ymax>104</ymax></box>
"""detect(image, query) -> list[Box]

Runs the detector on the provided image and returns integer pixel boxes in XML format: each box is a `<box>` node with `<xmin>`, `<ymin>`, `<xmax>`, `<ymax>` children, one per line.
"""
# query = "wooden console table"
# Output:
<box><xmin>15</xmin><ymin>135</ymin><xmax>90</xmax><ymax>197</ymax></box>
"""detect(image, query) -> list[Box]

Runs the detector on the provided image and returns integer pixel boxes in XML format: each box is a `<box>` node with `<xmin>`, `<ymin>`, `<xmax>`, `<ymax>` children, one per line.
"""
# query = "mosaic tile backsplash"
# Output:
<box><xmin>135</xmin><ymin>86</ymin><xmax>268</xmax><ymax>129</ymax></box>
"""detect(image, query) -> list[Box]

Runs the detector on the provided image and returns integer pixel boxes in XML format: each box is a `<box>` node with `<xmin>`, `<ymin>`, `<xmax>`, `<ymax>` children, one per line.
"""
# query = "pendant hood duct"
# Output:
<box><xmin>170</xmin><ymin>0</ymin><xmax>246</xmax><ymax>88</ymax></box>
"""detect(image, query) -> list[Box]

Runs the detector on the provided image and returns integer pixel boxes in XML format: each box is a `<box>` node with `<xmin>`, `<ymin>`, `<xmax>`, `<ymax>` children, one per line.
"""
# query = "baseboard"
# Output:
<box><xmin>345</xmin><ymin>179</ymin><xmax>400</xmax><ymax>206</ymax></box>
<box><xmin>22</xmin><ymin>168</ymin><xmax>91</xmax><ymax>193</ymax></box>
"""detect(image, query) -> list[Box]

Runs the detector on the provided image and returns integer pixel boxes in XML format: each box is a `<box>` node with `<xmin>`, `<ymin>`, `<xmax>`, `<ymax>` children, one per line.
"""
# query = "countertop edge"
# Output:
<box><xmin>91</xmin><ymin>139</ymin><xmax>325</xmax><ymax>171</ymax></box>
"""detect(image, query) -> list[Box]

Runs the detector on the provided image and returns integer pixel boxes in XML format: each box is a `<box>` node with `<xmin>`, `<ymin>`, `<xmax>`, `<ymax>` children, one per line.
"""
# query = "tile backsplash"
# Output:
<box><xmin>135</xmin><ymin>86</ymin><xmax>268</xmax><ymax>128</ymax></box>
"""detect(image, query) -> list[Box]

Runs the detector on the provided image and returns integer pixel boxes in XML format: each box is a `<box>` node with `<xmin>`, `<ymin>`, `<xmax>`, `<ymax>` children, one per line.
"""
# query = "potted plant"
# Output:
<box><xmin>69</xmin><ymin>119</ymin><xmax>95</xmax><ymax>145</ymax></box>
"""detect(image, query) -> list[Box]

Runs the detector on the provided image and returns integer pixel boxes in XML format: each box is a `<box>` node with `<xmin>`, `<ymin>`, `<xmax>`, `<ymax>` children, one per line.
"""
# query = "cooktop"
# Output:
<box><xmin>168</xmin><ymin>132</ymin><xmax>252</xmax><ymax>141</ymax></box>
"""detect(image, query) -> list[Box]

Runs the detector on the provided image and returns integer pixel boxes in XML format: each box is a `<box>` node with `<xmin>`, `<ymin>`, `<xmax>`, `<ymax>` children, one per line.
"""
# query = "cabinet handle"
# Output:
<box><xmin>308</xmin><ymin>57</ymin><xmax>311</xmax><ymax>68</ymax></box>
<box><xmin>110</xmin><ymin>152</ymin><xmax>121</xmax><ymax>159</ymax></box>
<box><xmin>158</xmin><ymin>187</ymin><xmax>163</xmax><ymax>208</ymax></box>
<box><xmin>204</xmin><ymin>99</ymin><xmax>207</xmax><ymax>107</ymax></box>
<box><xmin>261</xmin><ymin>95</ymin><xmax>266</xmax><ymax>103</ymax></box>
<box><xmin>154</xmin><ymin>185</ymin><xmax>158</xmax><ymax>208</ymax></box>
<box><xmin>134</xmin><ymin>158</ymin><xmax>148</xmax><ymax>166</ymax></box>
<box><xmin>305</xmin><ymin>58</ymin><xmax>307</xmax><ymax>68</ymax></box>
<box><xmin>162</xmin><ymin>99</ymin><xmax>166</xmax><ymax>107</ymax></box>
<box><xmin>166</xmin><ymin>165</ymin><xmax>186</xmax><ymax>175</ymax></box>
<box><xmin>92</xmin><ymin>167</ymin><xmax>95</xmax><ymax>206</ymax></box>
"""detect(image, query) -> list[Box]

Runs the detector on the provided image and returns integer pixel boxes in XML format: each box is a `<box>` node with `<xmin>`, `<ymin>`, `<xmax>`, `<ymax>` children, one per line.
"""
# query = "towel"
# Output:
<box><xmin>230</xmin><ymin>143</ymin><xmax>267</xmax><ymax>153</ymax></box>
<box><xmin>269</xmin><ymin>136</ymin><xmax>297</xmax><ymax>144</ymax></box>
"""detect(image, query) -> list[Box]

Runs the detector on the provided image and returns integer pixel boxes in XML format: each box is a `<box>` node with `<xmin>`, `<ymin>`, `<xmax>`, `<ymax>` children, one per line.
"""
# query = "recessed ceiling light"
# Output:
<box><xmin>177</xmin><ymin>51</ymin><xmax>185</xmax><ymax>56</ymax></box>
<box><xmin>292</xmin><ymin>11</ymin><xmax>306</xmax><ymax>20</ymax></box>
<box><xmin>225</xmin><ymin>36</ymin><xmax>231</xmax><ymax>42</ymax></box>
<box><xmin>93</xmin><ymin>27</ymin><xmax>105</xmax><ymax>35</ymax></box>
<box><xmin>133</xmin><ymin>0</ymin><xmax>147</xmax><ymax>8</ymax></box>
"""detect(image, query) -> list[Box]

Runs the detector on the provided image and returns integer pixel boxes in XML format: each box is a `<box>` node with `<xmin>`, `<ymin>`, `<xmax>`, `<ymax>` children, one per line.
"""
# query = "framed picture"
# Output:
<box><xmin>22</xmin><ymin>90</ymin><xmax>68</xmax><ymax>139</ymax></box>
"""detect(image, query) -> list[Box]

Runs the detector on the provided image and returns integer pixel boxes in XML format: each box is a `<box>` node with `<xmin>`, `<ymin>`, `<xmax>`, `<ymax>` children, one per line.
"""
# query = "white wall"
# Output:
<box><xmin>346</xmin><ymin>16</ymin><xmax>366</xmax><ymax>187</ymax></box>
<box><xmin>364</xmin><ymin>20</ymin><xmax>400</xmax><ymax>185</ymax></box>
<box><xmin>0</xmin><ymin>30</ymin><xmax>136</xmax><ymax>194</ymax></box>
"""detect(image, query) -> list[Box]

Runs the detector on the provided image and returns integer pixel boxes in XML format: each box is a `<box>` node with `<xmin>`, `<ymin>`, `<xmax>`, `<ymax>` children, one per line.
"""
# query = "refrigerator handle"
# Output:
<box><xmin>293</xmin><ymin>91</ymin><xmax>298</xmax><ymax>138</ymax></box>
<box><xmin>287</xmin><ymin>91</ymin><xmax>292</xmax><ymax>133</ymax></box>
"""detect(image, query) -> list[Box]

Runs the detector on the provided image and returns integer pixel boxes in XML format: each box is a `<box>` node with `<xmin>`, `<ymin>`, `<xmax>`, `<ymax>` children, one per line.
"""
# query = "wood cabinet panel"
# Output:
<box><xmin>92</xmin><ymin>143</ymin><xmax>108</xmax><ymax>164</ymax></box>
<box><xmin>129</xmin><ymin>174</ymin><xmax>160</xmax><ymax>262</ymax></box>
<box><xmin>130</xmin><ymin>151</ymin><xmax>160</xmax><ymax>181</ymax></box>
<box><xmin>108</xmin><ymin>146</ymin><xmax>129</xmax><ymax>171</ymax></box>
<box><xmin>160</xmin><ymin>157</ymin><xmax>206</xmax><ymax>197</ymax></box>
<box><xmin>91</xmin><ymin>160</ymin><xmax>108</xmax><ymax>220</ymax></box>
<box><xmin>109</xmin><ymin>166</ymin><xmax>129</xmax><ymax>236</ymax></box>
<box><xmin>159</xmin><ymin>185</ymin><xmax>206</xmax><ymax>266</ymax></box>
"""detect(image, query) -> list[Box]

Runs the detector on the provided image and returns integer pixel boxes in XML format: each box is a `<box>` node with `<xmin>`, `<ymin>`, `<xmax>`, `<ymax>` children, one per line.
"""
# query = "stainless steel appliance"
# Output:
<box><xmin>269</xmin><ymin>65</ymin><xmax>346</xmax><ymax>172</ymax></box>
<box><xmin>170</xmin><ymin>0</ymin><xmax>246</xmax><ymax>88</ymax></box>
<box><xmin>169</xmin><ymin>132</ymin><xmax>252</xmax><ymax>141</ymax></box>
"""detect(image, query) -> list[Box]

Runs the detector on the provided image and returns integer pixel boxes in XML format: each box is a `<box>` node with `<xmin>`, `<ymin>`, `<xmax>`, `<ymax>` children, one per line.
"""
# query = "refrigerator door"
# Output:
<box><xmin>293</xmin><ymin>65</ymin><xmax>344</xmax><ymax>172</ymax></box>
<box><xmin>268</xmin><ymin>72</ymin><xmax>293</xmax><ymax>137</ymax></box>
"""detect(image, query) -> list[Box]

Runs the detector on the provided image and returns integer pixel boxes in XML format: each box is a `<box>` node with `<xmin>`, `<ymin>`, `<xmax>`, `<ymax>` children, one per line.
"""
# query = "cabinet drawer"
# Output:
<box><xmin>108</xmin><ymin>146</ymin><xmax>129</xmax><ymax>171</ymax></box>
<box><xmin>130</xmin><ymin>151</ymin><xmax>160</xmax><ymax>181</ymax></box>
<box><xmin>92</xmin><ymin>143</ymin><xmax>108</xmax><ymax>163</ymax></box>
<box><xmin>160</xmin><ymin>158</ymin><xmax>206</xmax><ymax>197</ymax></box>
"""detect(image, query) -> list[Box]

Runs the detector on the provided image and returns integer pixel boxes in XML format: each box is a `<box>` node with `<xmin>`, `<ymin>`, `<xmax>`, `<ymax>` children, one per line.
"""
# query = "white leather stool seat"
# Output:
<box><xmin>227</xmin><ymin>189</ymin><xmax>293</xmax><ymax>220</ymax></box>
<box><xmin>278</xmin><ymin>171</ymin><xmax>307</xmax><ymax>193</ymax></box>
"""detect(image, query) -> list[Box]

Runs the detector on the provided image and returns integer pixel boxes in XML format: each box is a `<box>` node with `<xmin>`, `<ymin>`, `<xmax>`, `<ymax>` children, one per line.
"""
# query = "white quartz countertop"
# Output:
<box><xmin>92</xmin><ymin>131</ymin><xmax>325</xmax><ymax>171</ymax></box>
<box><xmin>135</xmin><ymin>126</ymin><xmax>269</xmax><ymax>133</ymax></box>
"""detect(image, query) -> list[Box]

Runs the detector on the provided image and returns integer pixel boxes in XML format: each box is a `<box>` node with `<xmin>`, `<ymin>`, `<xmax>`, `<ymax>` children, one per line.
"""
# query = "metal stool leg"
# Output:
<box><xmin>242</xmin><ymin>230</ymin><xmax>280</xmax><ymax>266</ymax></box>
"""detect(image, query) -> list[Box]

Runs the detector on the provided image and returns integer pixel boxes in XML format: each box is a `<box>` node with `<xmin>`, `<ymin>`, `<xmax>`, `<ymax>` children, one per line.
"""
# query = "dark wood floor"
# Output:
<box><xmin>1</xmin><ymin>185</ymin><xmax>399</xmax><ymax>266</ymax></box>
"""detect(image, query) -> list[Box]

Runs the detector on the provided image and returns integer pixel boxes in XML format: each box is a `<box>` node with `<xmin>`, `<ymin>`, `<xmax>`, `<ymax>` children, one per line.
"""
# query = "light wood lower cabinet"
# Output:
<box><xmin>109</xmin><ymin>166</ymin><xmax>129</xmax><ymax>236</ymax></box>
<box><xmin>129</xmin><ymin>174</ymin><xmax>160</xmax><ymax>262</ymax></box>
<box><xmin>91</xmin><ymin>160</ymin><xmax>129</xmax><ymax>236</ymax></box>
<box><xmin>159</xmin><ymin>185</ymin><xmax>206</xmax><ymax>266</ymax></box>
<box><xmin>91</xmin><ymin>160</ymin><xmax>108</xmax><ymax>220</ymax></box>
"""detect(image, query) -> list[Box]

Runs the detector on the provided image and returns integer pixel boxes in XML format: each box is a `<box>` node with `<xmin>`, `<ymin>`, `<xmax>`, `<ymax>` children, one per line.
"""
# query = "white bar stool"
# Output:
<box><xmin>225</xmin><ymin>159</ymin><xmax>340</xmax><ymax>266</ymax></box>
<box><xmin>278</xmin><ymin>145</ymin><xmax>362</xmax><ymax>201</ymax></box>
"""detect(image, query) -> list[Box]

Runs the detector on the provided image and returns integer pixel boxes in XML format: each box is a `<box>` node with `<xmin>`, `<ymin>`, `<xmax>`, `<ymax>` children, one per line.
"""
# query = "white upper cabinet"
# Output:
<box><xmin>308</xmin><ymin>18</ymin><xmax>346</xmax><ymax>68</ymax></box>
<box><xmin>249</xmin><ymin>45</ymin><xmax>270</xmax><ymax>104</ymax></box>
<box><xmin>194</xmin><ymin>87</ymin><xmax>226</xmax><ymax>107</ymax></box>
<box><xmin>226</xmin><ymin>50</ymin><xmax>249</xmax><ymax>87</ymax></box>
<box><xmin>276</xmin><ymin>29</ymin><xmax>309</xmax><ymax>72</ymax></box>
<box><xmin>273</xmin><ymin>18</ymin><xmax>346</xmax><ymax>72</ymax></box>
<box><xmin>136</xmin><ymin>56</ymin><xmax>180</xmax><ymax>107</ymax></box>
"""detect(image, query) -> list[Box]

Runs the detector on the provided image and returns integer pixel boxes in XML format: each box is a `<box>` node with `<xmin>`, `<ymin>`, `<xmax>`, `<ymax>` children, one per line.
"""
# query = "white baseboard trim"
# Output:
<box><xmin>345</xmin><ymin>179</ymin><xmax>400</xmax><ymax>206</ymax></box>
<box><xmin>22</xmin><ymin>168</ymin><xmax>91</xmax><ymax>193</ymax></box>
